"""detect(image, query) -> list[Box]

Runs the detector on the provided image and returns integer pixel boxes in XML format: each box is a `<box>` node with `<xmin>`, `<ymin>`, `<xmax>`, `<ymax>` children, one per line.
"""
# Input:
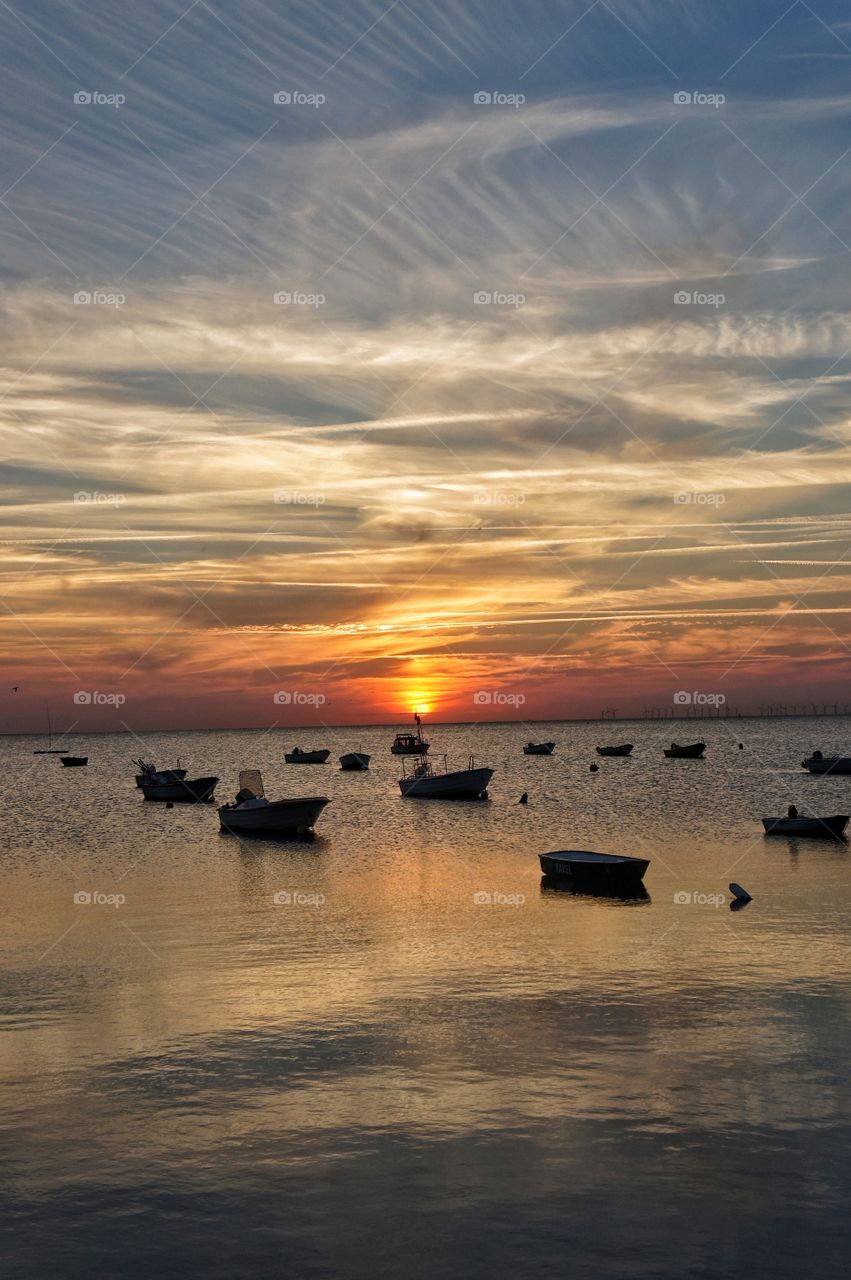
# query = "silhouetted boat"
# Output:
<box><xmin>596</xmin><ymin>743</ymin><xmax>633</xmax><ymax>757</ymax></box>
<box><xmin>664</xmin><ymin>741</ymin><xmax>706</xmax><ymax>759</ymax></box>
<box><xmin>539</xmin><ymin>849</ymin><xmax>649</xmax><ymax>888</ymax></box>
<box><xmin>219</xmin><ymin>770</ymin><xmax>329</xmax><ymax>836</ymax></box>
<box><xmin>762</xmin><ymin>814</ymin><xmax>848</xmax><ymax>838</ymax></box>
<box><xmin>134</xmin><ymin>759</ymin><xmax>187</xmax><ymax>788</ymax></box>
<box><xmin>391</xmin><ymin>714</ymin><xmax>430</xmax><ymax>755</ymax></box>
<box><xmin>523</xmin><ymin>741</ymin><xmax>555</xmax><ymax>755</ymax></box>
<box><xmin>140</xmin><ymin>774</ymin><xmax>218</xmax><ymax>802</ymax></box>
<box><xmin>285</xmin><ymin>747</ymin><xmax>330</xmax><ymax>764</ymax></box>
<box><xmin>399</xmin><ymin>755</ymin><xmax>492</xmax><ymax>799</ymax></box>
<box><xmin>340</xmin><ymin>752</ymin><xmax>370</xmax><ymax>770</ymax></box>
<box><xmin>801</xmin><ymin>753</ymin><xmax>851</xmax><ymax>775</ymax></box>
<box><xmin>61</xmin><ymin>756</ymin><xmax>88</xmax><ymax>767</ymax></box>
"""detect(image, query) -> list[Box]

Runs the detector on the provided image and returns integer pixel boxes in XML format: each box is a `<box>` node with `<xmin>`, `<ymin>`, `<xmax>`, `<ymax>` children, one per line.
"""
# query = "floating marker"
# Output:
<box><xmin>729</xmin><ymin>882</ymin><xmax>752</xmax><ymax>902</ymax></box>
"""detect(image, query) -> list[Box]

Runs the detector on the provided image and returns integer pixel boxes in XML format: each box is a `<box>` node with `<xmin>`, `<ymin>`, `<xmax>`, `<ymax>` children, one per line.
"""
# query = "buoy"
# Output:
<box><xmin>729</xmin><ymin>882</ymin><xmax>752</xmax><ymax>902</ymax></box>
<box><xmin>738</xmin><ymin>742</ymin><xmax>744</xmax><ymax>750</ymax></box>
<box><xmin>166</xmin><ymin>801</ymin><xmax>174</xmax><ymax>809</ymax></box>
<box><xmin>519</xmin><ymin>792</ymin><xmax>528</xmax><ymax>805</ymax></box>
<box><xmin>590</xmin><ymin>763</ymin><xmax>598</xmax><ymax>772</ymax></box>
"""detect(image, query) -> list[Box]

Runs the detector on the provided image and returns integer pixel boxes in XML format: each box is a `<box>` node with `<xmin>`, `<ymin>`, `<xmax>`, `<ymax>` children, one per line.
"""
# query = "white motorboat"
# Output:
<box><xmin>762</xmin><ymin>814</ymin><xmax>848</xmax><ymax>838</ymax></box>
<box><xmin>218</xmin><ymin>770</ymin><xmax>329</xmax><ymax>836</ymax></box>
<box><xmin>398</xmin><ymin>755</ymin><xmax>492</xmax><ymax>799</ymax></box>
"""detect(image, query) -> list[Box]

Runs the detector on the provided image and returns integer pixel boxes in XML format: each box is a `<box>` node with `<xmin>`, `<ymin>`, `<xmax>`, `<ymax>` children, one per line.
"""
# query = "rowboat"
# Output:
<box><xmin>391</xmin><ymin>714</ymin><xmax>430</xmax><ymax>755</ymax></box>
<box><xmin>284</xmin><ymin>748</ymin><xmax>330</xmax><ymax>764</ymax></box>
<box><xmin>664</xmin><ymin>741</ymin><xmax>706</xmax><ymax>759</ymax></box>
<box><xmin>596</xmin><ymin>743</ymin><xmax>633</xmax><ymax>757</ymax></box>
<box><xmin>61</xmin><ymin>756</ymin><xmax>88</xmax><ymax>767</ymax></box>
<box><xmin>340</xmin><ymin>752</ymin><xmax>370</xmax><ymax>770</ymax></box>
<box><xmin>762</xmin><ymin>814</ymin><xmax>848</xmax><ymax>838</ymax></box>
<box><xmin>140</xmin><ymin>774</ymin><xmax>218</xmax><ymax>802</ymax></box>
<box><xmin>523</xmin><ymin>741</ymin><xmax>555</xmax><ymax>755</ymax></box>
<box><xmin>218</xmin><ymin>770</ymin><xmax>329</xmax><ymax>837</ymax></box>
<box><xmin>399</xmin><ymin>755</ymin><xmax>492</xmax><ymax>799</ymax></box>
<box><xmin>539</xmin><ymin>849</ymin><xmax>649</xmax><ymax>887</ymax></box>
<box><xmin>134</xmin><ymin>759</ymin><xmax>187</xmax><ymax>788</ymax></box>
<box><xmin>801</xmin><ymin>754</ymin><xmax>851</xmax><ymax>775</ymax></box>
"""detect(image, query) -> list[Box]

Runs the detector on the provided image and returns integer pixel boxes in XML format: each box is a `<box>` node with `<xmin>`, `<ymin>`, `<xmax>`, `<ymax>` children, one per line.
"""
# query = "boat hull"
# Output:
<box><xmin>284</xmin><ymin>750</ymin><xmax>330</xmax><ymax>764</ymax></box>
<box><xmin>801</xmin><ymin>757</ymin><xmax>851</xmax><ymax>775</ymax></box>
<box><xmin>539</xmin><ymin>850</ymin><xmax>649</xmax><ymax>886</ymax></box>
<box><xmin>61</xmin><ymin>757</ymin><xmax>88</xmax><ymax>767</ymax></box>
<box><xmin>664</xmin><ymin>743</ymin><xmax>706</xmax><ymax>758</ymax></box>
<box><xmin>141</xmin><ymin>776</ymin><xmax>218</xmax><ymax>802</ymax></box>
<box><xmin>219</xmin><ymin>796</ymin><xmax>329</xmax><ymax>836</ymax></box>
<box><xmin>523</xmin><ymin>743</ymin><xmax>555</xmax><ymax>755</ymax></box>
<box><xmin>762</xmin><ymin>815</ymin><xmax>848</xmax><ymax>838</ymax></box>
<box><xmin>596</xmin><ymin>744</ymin><xmax>633</xmax><ymax>757</ymax></box>
<box><xmin>390</xmin><ymin>744</ymin><xmax>430</xmax><ymax>755</ymax></box>
<box><xmin>340</xmin><ymin>753</ymin><xmax>370</xmax><ymax>770</ymax></box>
<box><xmin>399</xmin><ymin>767</ymin><xmax>493</xmax><ymax>799</ymax></box>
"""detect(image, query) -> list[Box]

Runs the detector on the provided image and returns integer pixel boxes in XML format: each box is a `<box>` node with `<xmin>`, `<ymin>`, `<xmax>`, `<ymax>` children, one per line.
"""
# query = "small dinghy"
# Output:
<box><xmin>801</xmin><ymin>753</ymin><xmax>851</xmax><ymax>775</ymax></box>
<box><xmin>61</xmin><ymin>756</ymin><xmax>88</xmax><ymax>767</ymax></box>
<box><xmin>664</xmin><ymin>741</ymin><xmax>706</xmax><ymax>759</ymax></box>
<box><xmin>762</xmin><ymin>814</ymin><xmax>848</xmax><ymax>839</ymax></box>
<box><xmin>140</xmin><ymin>773</ymin><xmax>218</xmax><ymax>802</ymax></box>
<box><xmin>595</xmin><ymin>743</ymin><xmax>633</xmax><ymax>757</ymax></box>
<box><xmin>219</xmin><ymin>770</ymin><xmax>329</xmax><ymax>837</ymax></box>
<box><xmin>523</xmin><ymin>742</ymin><xmax>555</xmax><ymax>755</ymax></box>
<box><xmin>399</xmin><ymin>755</ymin><xmax>492</xmax><ymax>799</ymax></box>
<box><xmin>340</xmin><ymin>752</ymin><xmax>370</xmax><ymax>771</ymax></box>
<box><xmin>539</xmin><ymin>849</ymin><xmax>649</xmax><ymax>888</ymax></box>
<box><xmin>134</xmin><ymin>759</ymin><xmax>187</xmax><ymax>788</ymax></box>
<box><xmin>284</xmin><ymin>747</ymin><xmax>331</xmax><ymax>764</ymax></box>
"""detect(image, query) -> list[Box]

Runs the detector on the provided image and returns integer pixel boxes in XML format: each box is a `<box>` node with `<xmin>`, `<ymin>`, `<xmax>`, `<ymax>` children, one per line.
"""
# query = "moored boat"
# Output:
<box><xmin>596</xmin><ymin>743</ymin><xmax>633</xmax><ymax>757</ymax></box>
<box><xmin>523</xmin><ymin>741</ymin><xmax>555</xmax><ymax>755</ymax></box>
<box><xmin>762</xmin><ymin>814</ymin><xmax>848</xmax><ymax>838</ymax></box>
<box><xmin>390</xmin><ymin>713</ymin><xmax>430</xmax><ymax>756</ymax></box>
<box><xmin>218</xmin><ymin>770</ymin><xmax>329</xmax><ymax>837</ymax></box>
<box><xmin>340</xmin><ymin>752</ymin><xmax>370</xmax><ymax>771</ymax></box>
<box><xmin>539</xmin><ymin>849</ymin><xmax>649</xmax><ymax>887</ymax></box>
<box><xmin>61</xmin><ymin>756</ymin><xmax>88</xmax><ymax>767</ymax></box>
<box><xmin>284</xmin><ymin>747</ymin><xmax>330</xmax><ymax>764</ymax></box>
<box><xmin>664</xmin><ymin>741</ymin><xmax>706</xmax><ymax>759</ymax></box>
<box><xmin>140</xmin><ymin>774</ymin><xmax>218</xmax><ymax>802</ymax></box>
<box><xmin>398</xmin><ymin>755</ymin><xmax>492</xmax><ymax>799</ymax></box>
<box><xmin>134</xmin><ymin>759</ymin><xmax>187</xmax><ymax>788</ymax></box>
<box><xmin>801</xmin><ymin>753</ymin><xmax>851</xmax><ymax>775</ymax></box>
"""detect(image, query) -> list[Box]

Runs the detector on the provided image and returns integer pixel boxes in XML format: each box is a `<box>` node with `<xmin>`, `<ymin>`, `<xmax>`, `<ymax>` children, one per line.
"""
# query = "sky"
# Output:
<box><xmin>2</xmin><ymin>0</ymin><xmax>851</xmax><ymax>732</ymax></box>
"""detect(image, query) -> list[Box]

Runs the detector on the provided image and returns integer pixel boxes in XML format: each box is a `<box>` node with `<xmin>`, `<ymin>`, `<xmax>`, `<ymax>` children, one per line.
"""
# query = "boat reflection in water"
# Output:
<box><xmin>541</xmin><ymin>876</ymin><xmax>651</xmax><ymax>903</ymax></box>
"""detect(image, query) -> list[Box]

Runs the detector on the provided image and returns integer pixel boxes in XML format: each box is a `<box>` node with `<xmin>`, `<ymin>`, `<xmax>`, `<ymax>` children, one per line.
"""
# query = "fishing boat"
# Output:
<box><xmin>801</xmin><ymin>753</ymin><xmax>851</xmax><ymax>775</ymax></box>
<box><xmin>340</xmin><ymin>752</ymin><xmax>370</xmax><ymax>771</ymax></box>
<box><xmin>762</xmin><ymin>814</ymin><xmax>848</xmax><ymax>838</ymax></box>
<box><xmin>33</xmin><ymin>704</ymin><xmax>65</xmax><ymax>754</ymax></box>
<box><xmin>664</xmin><ymin>741</ymin><xmax>706</xmax><ymax>759</ymax></box>
<box><xmin>140</xmin><ymin>773</ymin><xmax>218</xmax><ymax>802</ymax></box>
<box><xmin>61</xmin><ymin>756</ymin><xmax>88</xmax><ymax>767</ymax></box>
<box><xmin>539</xmin><ymin>849</ymin><xmax>650</xmax><ymax>888</ymax></box>
<box><xmin>218</xmin><ymin>770</ymin><xmax>329</xmax><ymax>837</ymax></box>
<box><xmin>134</xmin><ymin>759</ymin><xmax>187</xmax><ymax>788</ymax></box>
<box><xmin>284</xmin><ymin>747</ymin><xmax>330</xmax><ymax>764</ymax></box>
<box><xmin>398</xmin><ymin>755</ymin><xmax>492</xmax><ymax>799</ymax></box>
<box><xmin>596</xmin><ymin>743</ymin><xmax>633</xmax><ymax>757</ymax></box>
<box><xmin>523</xmin><ymin>741</ymin><xmax>555</xmax><ymax>755</ymax></box>
<box><xmin>390</xmin><ymin>714</ymin><xmax>430</xmax><ymax>756</ymax></box>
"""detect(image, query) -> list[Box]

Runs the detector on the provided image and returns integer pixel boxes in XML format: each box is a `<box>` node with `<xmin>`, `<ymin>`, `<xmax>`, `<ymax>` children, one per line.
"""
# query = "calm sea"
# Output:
<box><xmin>2</xmin><ymin>718</ymin><xmax>850</xmax><ymax>1278</ymax></box>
